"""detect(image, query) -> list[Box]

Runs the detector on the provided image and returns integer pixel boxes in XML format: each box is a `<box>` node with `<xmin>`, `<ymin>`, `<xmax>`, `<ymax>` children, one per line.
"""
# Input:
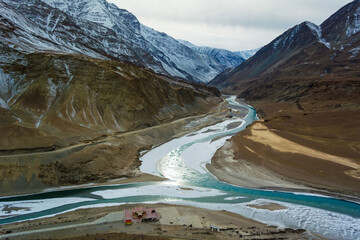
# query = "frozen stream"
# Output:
<box><xmin>0</xmin><ymin>96</ymin><xmax>359</xmax><ymax>240</ymax></box>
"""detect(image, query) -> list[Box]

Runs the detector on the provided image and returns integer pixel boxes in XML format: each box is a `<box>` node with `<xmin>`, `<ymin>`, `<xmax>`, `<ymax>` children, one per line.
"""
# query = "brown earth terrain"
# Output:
<box><xmin>0</xmin><ymin>98</ymin><xmax>229</xmax><ymax>197</ymax></box>
<box><xmin>0</xmin><ymin>51</ymin><xmax>227</xmax><ymax>197</ymax></box>
<box><xmin>0</xmin><ymin>204</ymin><xmax>308</xmax><ymax>240</ymax></box>
<box><xmin>211</xmin><ymin>100</ymin><xmax>360</xmax><ymax>198</ymax></box>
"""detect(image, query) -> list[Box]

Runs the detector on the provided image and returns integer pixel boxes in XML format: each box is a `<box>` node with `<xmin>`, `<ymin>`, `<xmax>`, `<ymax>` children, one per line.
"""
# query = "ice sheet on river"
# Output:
<box><xmin>0</xmin><ymin>197</ymin><xmax>94</xmax><ymax>218</ymax></box>
<box><xmin>143</xmin><ymin>199</ymin><xmax>360</xmax><ymax>240</ymax></box>
<box><xmin>92</xmin><ymin>183</ymin><xmax>226</xmax><ymax>199</ymax></box>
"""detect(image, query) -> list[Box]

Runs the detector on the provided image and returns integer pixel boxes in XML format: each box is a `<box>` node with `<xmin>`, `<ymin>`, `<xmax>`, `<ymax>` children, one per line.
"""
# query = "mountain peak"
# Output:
<box><xmin>270</xmin><ymin>21</ymin><xmax>319</xmax><ymax>52</ymax></box>
<box><xmin>304</xmin><ymin>21</ymin><xmax>331</xmax><ymax>48</ymax></box>
<box><xmin>44</xmin><ymin>0</ymin><xmax>140</xmax><ymax>31</ymax></box>
<box><xmin>1</xmin><ymin>0</ymin><xmax>253</xmax><ymax>83</ymax></box>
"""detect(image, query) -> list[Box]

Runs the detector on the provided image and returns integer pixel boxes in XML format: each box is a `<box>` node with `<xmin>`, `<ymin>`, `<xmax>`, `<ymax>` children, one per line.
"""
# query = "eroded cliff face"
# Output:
<box><xmin>0</xmin><ymin>50</ymin><xmax>224</xmax><ymax>195</ymax></box>
<box><xmin>0</xmin><ymin>51</ymin><xmax>221</xmax><ymax>150</ymax></box>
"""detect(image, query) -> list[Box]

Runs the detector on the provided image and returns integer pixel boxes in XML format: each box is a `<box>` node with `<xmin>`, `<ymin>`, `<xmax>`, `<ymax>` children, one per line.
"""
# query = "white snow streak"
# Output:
<box><xmin>306</xmin><ymin>22</ymin><xmax>331</xmax><ymax>49</ymax></box>
<box><xmin>346</xmin><ymin>7</ymin><xmax>360</xmax><ymax>37</ymax></box>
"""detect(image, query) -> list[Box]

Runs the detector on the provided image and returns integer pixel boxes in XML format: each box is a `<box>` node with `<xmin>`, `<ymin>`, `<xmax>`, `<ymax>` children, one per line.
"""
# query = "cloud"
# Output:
<box><xmin>109</xmin><ymin>0</ymin><xmax>353</xmax><ymax>50</ymax></box>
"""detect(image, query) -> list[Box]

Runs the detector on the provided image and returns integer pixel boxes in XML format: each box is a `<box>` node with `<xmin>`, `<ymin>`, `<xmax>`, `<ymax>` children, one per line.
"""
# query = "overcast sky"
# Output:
<box><xmin>108</xmin><ymin>0</ymin><xmax>353</xmax><ymax>51</ymax></box>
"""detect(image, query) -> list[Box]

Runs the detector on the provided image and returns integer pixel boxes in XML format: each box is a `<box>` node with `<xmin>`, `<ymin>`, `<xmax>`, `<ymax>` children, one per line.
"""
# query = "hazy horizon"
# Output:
<box><xmin>109</xmin><ymin>0</ymin><xmax>353</xmax><ymax>51</ymax></box>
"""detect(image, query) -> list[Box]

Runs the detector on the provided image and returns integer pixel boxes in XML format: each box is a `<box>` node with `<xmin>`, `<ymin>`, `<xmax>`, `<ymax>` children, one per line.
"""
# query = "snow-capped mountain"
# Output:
<box><xmin>209</xmin><ymin>21</ymin><xmax>325</xmax><ymax>88</ymax></box>
<box><xmin>0</xmin><ymin>0</ymin><xmax>153</xmax><ymax>66</ymax></box>
<box><xmin>0</xmin><ymin>0</ymin><xmax>247</xmax><ymax>83</ymax></box>
<box><xmin>210</xmin><ymin>0</ymin><xmax>360</xmax><ymax>110</ymax></box>
<box><xmin>179</xmin><ymin>39</ymin><xmax>258</xmax><ymax>69</ymax></box>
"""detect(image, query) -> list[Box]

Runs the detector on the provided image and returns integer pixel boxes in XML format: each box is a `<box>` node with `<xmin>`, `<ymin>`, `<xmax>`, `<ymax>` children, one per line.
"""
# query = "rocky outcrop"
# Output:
<box><xmin>0</xmin><ymin>50</ymin><xmax>222</xmax><ymax>151</ymax></box>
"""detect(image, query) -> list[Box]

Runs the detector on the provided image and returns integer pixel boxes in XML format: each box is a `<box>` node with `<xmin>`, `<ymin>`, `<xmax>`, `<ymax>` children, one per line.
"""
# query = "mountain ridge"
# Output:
<box><xmin>207</xmin><ymin>0</ymin><xmax>360</xmax><ymax>197</ymax></box>
<box><xmin>2</xmin><ymin>0</ymin><xmax>252</xmax><ymax>83</ymax></box>
<box><xmin>209</xmin><ymin>0</ymin><xmax>360</xmax><ymax>107</ymax></box>
<box><xmin>178</xmin><ymin>39</ymin><xmax>259</xmax><ymax>69</ymax></box>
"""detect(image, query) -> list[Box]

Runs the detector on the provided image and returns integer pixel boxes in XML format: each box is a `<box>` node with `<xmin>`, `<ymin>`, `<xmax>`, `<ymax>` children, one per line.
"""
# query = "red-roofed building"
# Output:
<box><xmin>124</xmin><ymin>207</ymin><xmax>159</xmax><ymax>225</ymax></box>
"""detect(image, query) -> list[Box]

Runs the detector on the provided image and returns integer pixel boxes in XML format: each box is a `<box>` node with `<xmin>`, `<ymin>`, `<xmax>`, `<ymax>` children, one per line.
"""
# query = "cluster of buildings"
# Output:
<box><xmin>124</xmin><ymin>207</ymin><xmax>159</xmax><ymax>225</ymax></box>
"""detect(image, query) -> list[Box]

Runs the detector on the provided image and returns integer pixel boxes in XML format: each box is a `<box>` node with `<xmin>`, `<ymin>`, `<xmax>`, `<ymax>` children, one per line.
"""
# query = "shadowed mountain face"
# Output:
<box><xmin>209</xmin><ymin>1</ymin><xmax>360</xmax><ymax>112</ymax></box>
<box><xmin>321</xmin><ymin>0</ymin><xmax>360</xmax><ymax>48</ymax></box>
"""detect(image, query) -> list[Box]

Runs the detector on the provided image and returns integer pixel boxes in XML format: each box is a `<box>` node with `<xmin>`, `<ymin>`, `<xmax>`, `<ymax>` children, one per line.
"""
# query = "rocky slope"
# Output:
<box><xmin>0</xmin><ymin>49</ymin><xmax>221</xmax><ymax>151</ymax></box>
<box><xmin>209</xmin><ymin>0</ymin><xmax>360</xmax><ymax>196</ymax></box>
<box><xmin>0</xmin><ymin>0</ymin><xmax>247</xmax><ymax>83</ymax></box>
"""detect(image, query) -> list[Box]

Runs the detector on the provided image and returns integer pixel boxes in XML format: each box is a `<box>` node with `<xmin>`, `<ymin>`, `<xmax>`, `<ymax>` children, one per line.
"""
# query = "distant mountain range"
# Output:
<box><xmin>178</xmin><ymin>39</ymin><xmax>259</xmax><ymax>69</ymax></box>
<box><xmin>0</xmin><ymin>0</ymin><xmax>256</xmax><ymax>83</ymax></box>
<box><xmin>209</xmin><ymin>0</ymin><xmax>360</xmax><ymax>112</ymax></box>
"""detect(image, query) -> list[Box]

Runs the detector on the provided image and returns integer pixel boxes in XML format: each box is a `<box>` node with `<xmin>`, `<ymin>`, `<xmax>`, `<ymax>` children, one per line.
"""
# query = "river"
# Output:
<box><xmin>0</xmin><ymin>96</ymin><xmax>359</xmax><ymax>240</ymax></box>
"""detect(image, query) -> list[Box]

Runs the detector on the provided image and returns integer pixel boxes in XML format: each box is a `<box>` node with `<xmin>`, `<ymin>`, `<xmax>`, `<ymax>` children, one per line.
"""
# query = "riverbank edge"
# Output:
<box><xmin>0</xmin><ymin>203</ymin><xmax>309</xmax><ymax>240</ymax></box>
<box><xmin>207</xmin><ymin>122</ymin><xmax>360</xmax><ymax>204</ymax></box>
<box><xmin>0</xmin><ymin>98</ymin><xmax>230</xmax><ymax>198</ymax></box>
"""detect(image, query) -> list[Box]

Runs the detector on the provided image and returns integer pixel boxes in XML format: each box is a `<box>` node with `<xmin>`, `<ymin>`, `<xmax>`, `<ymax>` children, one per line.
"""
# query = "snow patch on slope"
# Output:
<box><xmin>346</xmin><ymin>7</ymin><xmax>360</xmax><ymax>37</ymax></box>
<box><xmin>305</xmin><ymin>22</ymin><xmax>331</xmax><ymax>48</ymax></box>
<box><xmin>349</xmin><ymin>46</ymin><xmax>360</xmax><ymax>58</ymax></box>
<box><xmin>273</xmin><ymin>25</ymin><xmax>301</xmax><ymax>50</ymax></box>
<box><xmin>0</xmin><ymin>98</ymin><xmax>9</xmax><ymax>109</ymax></box>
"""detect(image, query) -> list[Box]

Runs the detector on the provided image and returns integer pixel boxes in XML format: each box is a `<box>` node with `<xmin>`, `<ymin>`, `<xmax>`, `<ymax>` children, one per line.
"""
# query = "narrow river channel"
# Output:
<box><xmin>1</xmin><ymin>96</ymin><xmax>359</xmax><ymax>240</ymax></box>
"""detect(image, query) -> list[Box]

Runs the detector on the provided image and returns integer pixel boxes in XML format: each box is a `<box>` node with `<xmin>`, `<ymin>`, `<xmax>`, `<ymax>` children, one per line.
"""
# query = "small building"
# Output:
<box><xmin>210</xmin><ymin>225</ymin><xmax>221</xmax><ymax>232</ymax></box>
<box><xmin>124</xmin><ymin>207</ymin><xmax>159</xmax><ymax>225</ymax></box>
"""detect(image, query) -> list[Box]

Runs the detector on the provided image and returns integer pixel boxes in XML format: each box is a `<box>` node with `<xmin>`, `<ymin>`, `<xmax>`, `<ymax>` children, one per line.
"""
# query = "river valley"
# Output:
<box><xmin>0</xmin><ymin>96</ymin><xmax>359</xmax><ymax>240</ymax></box>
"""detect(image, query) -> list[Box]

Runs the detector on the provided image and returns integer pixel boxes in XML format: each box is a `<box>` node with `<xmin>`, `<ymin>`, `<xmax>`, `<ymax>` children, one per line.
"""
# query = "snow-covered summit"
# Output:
<box><xmin>44</xmin><ymin>0</ymin><xmax>227</xmax><ymax>82</ymax></box>
<box><xmin>178</xmin><ymin>40</ymin><xmax>259</xmax><ymax>69</ymax></box>
<box><xmin>1</xmin><ymin>0</ymin><xmax>252</xmax><ymax>83</ymax></box>
<box><xmin>44</xmin><ymin>0</ymin><xmax>142</xmax><ymax>35</ymax></box>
